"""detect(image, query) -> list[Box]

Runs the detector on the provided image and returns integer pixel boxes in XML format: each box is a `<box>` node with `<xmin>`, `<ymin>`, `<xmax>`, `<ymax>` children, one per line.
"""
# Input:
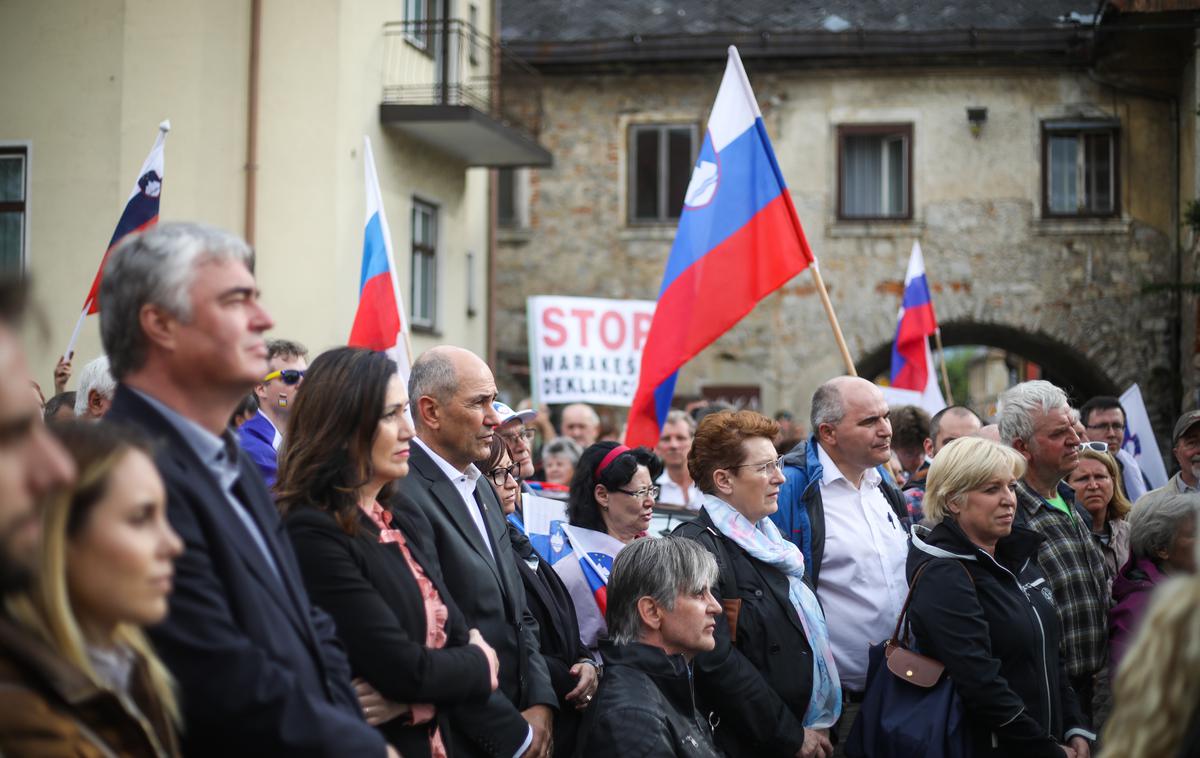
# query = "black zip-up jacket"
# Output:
<box><xmin>907</xmin><ymin>521</ymin><xmax>1094</xmax><ymax>757</ymax></box>
<box><xmin>575</xmin><ymin>642</ymin><xmax>721</xmax><ymax>758</ymax></box>
<box><xmin>675</xmin><ymin>509</ymin><xmax>812</xmax><ymax>757</ymax></box>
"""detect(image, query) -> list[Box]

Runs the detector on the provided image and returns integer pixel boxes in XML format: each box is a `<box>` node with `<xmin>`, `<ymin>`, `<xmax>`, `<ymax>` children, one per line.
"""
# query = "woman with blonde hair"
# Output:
<box><xmin>1065</xmin><ymin>447</ymin><xmax>1132</xmax><ymax>583</ymax></box>
<box><xmin>0</xmin><ymin>420</ymin><xmax>183</xmax><ymax>756</ymax></box>
<box><xmin>907</xmin><ymin>436</ymin><xmax>1093</xmax><ymax>757</ymax></box>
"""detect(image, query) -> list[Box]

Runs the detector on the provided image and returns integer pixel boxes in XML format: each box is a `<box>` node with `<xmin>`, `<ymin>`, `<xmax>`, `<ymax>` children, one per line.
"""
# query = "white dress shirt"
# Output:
<box><xmin>656</xmin><ymin>471</ymin><xmax>703</xmax><ymax>511</ymax></box>
<box><xmin>412</xmin><ymin>437</ymin><xmax>493</xmax><ymax>557</ymax></box>
<box><xmin>814</xmin><ymin>443</ymin><xmax>909</xmax><ymax>692</ymax></box>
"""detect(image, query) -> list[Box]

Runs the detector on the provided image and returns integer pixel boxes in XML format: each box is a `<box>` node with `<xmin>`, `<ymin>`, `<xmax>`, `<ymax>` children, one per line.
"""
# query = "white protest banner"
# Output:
<box><xmin>527</xmin><ymin>295</ymin><xmax>655</xmax><ymax>406</ymax></box>
<box><xmin>1120</xmin><ymin>383</ymin><xmax>1168</xmax><ymax>488</ymax></box>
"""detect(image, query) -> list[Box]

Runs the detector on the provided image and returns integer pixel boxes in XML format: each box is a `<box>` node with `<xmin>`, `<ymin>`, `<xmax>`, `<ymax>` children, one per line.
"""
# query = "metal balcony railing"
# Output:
<box><xmin>382</xmin><ymin>19</ymin><xmax>544</xmax><ymax>141</ymax></box>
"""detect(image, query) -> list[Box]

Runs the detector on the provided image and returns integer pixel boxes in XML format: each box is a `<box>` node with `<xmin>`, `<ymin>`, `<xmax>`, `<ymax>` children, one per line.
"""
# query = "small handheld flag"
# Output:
<box><xmin>66</xmin><ymin>120</ymin><xmax>169</xmax><ymax>357</ymax></box>
<box><xmin>625</xmin><ymin>47</ymin><xmax>814</xmax><ymax>448</ymax></box>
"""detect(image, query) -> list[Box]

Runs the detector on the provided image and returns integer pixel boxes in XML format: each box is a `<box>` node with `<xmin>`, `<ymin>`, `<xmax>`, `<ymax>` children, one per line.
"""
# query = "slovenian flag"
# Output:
<box><xmin>81</xmin><ymin>121</ymin><xmax>170</xmax><ymax>317</ymax></box>
<box><xmin>625</xmin><ymin>47</ymin><xmax>814</xmax><ymax>447</ymax></box>
<box><xmin>349</xmin><ymin>135</ymin><xmax>412</xmax><ymax>381</ymax></box>
<box><xmin>883</xmin><ymin>241</ymin><xmax>945</xmax><ymax>413</ymax></box>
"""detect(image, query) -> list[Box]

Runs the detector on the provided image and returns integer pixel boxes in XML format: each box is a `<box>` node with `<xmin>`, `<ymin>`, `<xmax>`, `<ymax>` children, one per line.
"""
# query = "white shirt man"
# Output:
<box><xmin>655</xmin><ymin>411</ymin><xmax>702</xmax><ymax>510</ymax></box>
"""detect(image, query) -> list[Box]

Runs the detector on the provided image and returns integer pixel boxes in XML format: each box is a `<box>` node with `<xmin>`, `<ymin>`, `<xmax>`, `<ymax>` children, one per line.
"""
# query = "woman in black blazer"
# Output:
<box><xmin>276</xmin><ymin>347</ymin><xmax>501</xmax><ymax>758</ymax></box>
<box><xmin>477</xmin><ymin>436</ymin><xmax>598</xmax><ymax>757</ymax></box>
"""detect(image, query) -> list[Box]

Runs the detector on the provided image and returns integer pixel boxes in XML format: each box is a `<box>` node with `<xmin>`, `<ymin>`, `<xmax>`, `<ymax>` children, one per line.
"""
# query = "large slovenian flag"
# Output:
<box><xmin>883</xmin><ymin>241</ymin><xmax>945</xmax><ymax>414</ymax></box>
<box><xmin>625</xmin><ymin>47</ymin><xmax>813</xmax><ymax>447</ymax></box>
<box><xmin>349</xmin><ymin>135</ymin><xmax>412</xmax><ymax>380</ymax></box>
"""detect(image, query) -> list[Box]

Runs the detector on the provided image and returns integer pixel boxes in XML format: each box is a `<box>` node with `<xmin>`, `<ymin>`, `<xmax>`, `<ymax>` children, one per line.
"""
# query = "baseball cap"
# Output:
<box><xmin>1173</xmin><ymin>410</ymin><xmax>1200</xmax><ymax>445</ymax></box>
<box><xmin>493</xmin><ymin>401</ymin><xmax>537</xmax><ymax>426</ymax></box>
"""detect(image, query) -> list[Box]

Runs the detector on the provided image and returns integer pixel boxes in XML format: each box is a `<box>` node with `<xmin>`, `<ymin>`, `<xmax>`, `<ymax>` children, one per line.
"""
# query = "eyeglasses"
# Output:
<box><xmin>499</xmin><ymin>428</ymin><xmax>536</xmax><ymax>444</ymax></box>
<box><xmin>1085</xmin><ymin>422</ymin><xmax>1125</xmax><ymax>433</ymax></box>
<box><xmin>614</xmin><ymin>485</ymin><xmax>661</xmax><ymax>500</ymax></box>
<box><xmin>1078</xmin><ymin>441</ymin><xmax>1109</xmax><ymax>454</ymax></box>
<box><xmin>729</xmin><ymin>457</ymin><xmax>785</xmax><ymax>476</ymax></box>
<box><xmin>263</xmin><ymin>369</ymin><xmax>305</xmax><ymax>386</ymax></box>
<box><xmin>487</xmin><ymin>463</ymin><xmax>520</xmax><ymax>486</ymax></box>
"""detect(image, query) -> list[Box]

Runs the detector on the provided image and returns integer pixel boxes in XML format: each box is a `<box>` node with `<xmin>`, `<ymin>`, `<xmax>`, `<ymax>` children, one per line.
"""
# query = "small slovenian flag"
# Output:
<box><xmin>81</xmin><ymin>121</ymin><xmax>170</xmax><ymax>317</ymax></box>
<box><xmin>625</xmin><ymin>47</ymin><xmax>813</xmax><ymax>448</ymax></box>
<box><xmin>556</xmin><ymin>523</ymin><xmax>626</xmax><ymax>647</ymax></box>
<box><xmin>884</xmin><ymin>241</ymin><xmax>945</xmax><ymax>413</ymax></box>
<box><xmin>349</xmin><ymin>136</ymin><xmax>412</xmax><ymax>381</ymax></box>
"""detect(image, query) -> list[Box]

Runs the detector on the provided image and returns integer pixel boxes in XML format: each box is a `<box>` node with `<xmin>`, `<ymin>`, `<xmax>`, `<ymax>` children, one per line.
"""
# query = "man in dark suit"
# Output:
<box><xmin>98</xmin><ymin>222</ymin><xmax>393</xmax><ymax>757</ymax></box>
<box><xmin>397</xmin><ymin>346</ymin><xmax>556</xmax><ymax>758</ymax></box>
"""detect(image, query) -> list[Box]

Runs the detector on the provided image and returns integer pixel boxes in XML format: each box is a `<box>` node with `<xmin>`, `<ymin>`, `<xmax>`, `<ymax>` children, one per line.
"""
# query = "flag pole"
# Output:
<box><xmin>63</xmin><ymin>307</ymin><xmax>87</xmax><ymax>360</ymax></box>
<box><xmin>933</xmin><ymin>328</ymin><xmax>954</xmax><ymax>404</ymax></box>
<box><xmin>808</xmin><ymin>261</ymin><xmax>857</xmax><ymax>376</ymax></box>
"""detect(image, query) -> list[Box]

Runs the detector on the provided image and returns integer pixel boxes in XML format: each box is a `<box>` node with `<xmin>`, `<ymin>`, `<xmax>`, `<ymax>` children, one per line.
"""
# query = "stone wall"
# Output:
<box><xmin>495</xmin><ymin>64</ymin><xmax>1180</xmax><ymax>443</ymax></box>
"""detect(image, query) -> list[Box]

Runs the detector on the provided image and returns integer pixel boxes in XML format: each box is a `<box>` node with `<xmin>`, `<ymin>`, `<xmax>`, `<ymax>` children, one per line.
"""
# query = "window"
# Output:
<box><xmin>411</xmin><ymin>199</ymin><xmax>438</xmax><ymax>329</ymax></box>
<box><xmin>1042</xmin><ymin>121</ymin><xmax>1118</xmax><ymax>217</ymax></box>
<box><xmin>468</xmin><ymin>4</ymin><xmax>480</xmax><ymax>66</ymax></box>
<box><xmin>837</xmin><ymin>124</ymin><xmax>912</xmax><ymax>220</ymax></box>
<box><xmin>405</xmin><ymin>0</ymin><xmax>433</xmax><ymax>50</ymax></box>
<box><xmin>0</xmin><ymin>147</ymin><xmax>27</xmax><ymax>275</ymax></box>
<box><xmin>498</xmin><ymin>167</ymin><xmax>529</xmax><ymax>229</ymax></box>
<box><xmin>628</xmin><ymin>124</ymin><xmax>697</xmax><ymax>224</ymax></box>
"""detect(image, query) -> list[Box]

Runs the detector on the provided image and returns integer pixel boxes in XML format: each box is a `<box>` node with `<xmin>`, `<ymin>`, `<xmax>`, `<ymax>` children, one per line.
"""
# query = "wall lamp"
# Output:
<box><xmin>967</xmin><ymin>107</ymin><xmax>988</xmax><ymax>137</ymax></box>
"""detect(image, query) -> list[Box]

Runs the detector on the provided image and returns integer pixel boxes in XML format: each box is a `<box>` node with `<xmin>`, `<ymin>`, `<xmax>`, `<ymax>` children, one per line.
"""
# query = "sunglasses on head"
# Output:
<box><xmin>1078</xmin><ymin>441</ymin><xmax>1109</xmax><ymax>454</ymax></box>
<box><xmin>263</xmin><ymin>369</ymin><xmax>305</xmax><ymax>386</ymax></box>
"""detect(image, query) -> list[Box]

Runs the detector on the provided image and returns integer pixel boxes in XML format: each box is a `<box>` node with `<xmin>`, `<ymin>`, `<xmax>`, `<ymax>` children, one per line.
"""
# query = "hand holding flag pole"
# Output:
<box><xmin>65</xmin><ymin>120</ymin><xmax>170</xmax><ymax>360</ymax></box>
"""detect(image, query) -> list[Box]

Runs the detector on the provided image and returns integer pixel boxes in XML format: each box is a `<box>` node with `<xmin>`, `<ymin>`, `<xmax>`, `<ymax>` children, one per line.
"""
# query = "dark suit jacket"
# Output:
<box><xmin>393</xmin><ymin>442</ymin><xmax>556</xmax><ymax>757</ymax></box>
<box><xmin>106</xmin><ymin>385</ymin><xmax>385</xmax><ymax>757</ymax></box>
<box><xmin>509</xmin><ymin>524</ymin><xmax>588</xmax><ymax>758</ymax></box>
<box><xmin>285</xmin><ymin>497</ymin><xmax>521</xmax><ymax>757</ymax></box>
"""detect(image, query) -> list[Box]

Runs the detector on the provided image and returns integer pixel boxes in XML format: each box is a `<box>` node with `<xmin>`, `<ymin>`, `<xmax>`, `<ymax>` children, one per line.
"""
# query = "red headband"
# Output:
<box><xmin>594</xmin><ymin>445</ymin><xmax>631</xmax><ymax>478</ymax></box>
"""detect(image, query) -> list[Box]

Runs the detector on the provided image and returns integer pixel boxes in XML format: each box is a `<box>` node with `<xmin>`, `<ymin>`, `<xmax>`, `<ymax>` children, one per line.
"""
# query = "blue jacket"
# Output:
<box><xmin>238</xmin><ymin>411</ymin><xmax>280</xmax><ymax>488</ymax></box>
<box><xmin>768</xmin><ymin>436</ymin><xmax>909</xmax><ymax>587</ymax></box>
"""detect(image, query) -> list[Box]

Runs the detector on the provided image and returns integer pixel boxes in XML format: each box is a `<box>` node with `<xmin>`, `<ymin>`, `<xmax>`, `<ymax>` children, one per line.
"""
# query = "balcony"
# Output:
<box><xmin>381</xmin><ymin>19</ymin><xmax>552</xmax><ymax>168</ymax></box>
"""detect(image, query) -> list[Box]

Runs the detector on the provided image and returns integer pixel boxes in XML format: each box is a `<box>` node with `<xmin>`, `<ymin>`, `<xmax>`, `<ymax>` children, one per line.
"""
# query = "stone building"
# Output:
<box><xmin>494</xmin><ymin>0</ymin><xmax>1199</xmax><ymax>446</ymax></box>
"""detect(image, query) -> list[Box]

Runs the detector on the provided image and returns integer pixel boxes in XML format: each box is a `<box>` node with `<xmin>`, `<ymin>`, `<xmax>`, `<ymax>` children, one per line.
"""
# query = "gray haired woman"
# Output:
<box><xmin>540</xmin><ymin>436</ymin><xmax>583</xmax><ymax>488</ymax></box>
<box><xmin>575</xmin><ymin>537</ymin><xmax>723</xmax><ymax>758</ymax></box>
<box><xmin>1109</xmin><ymin>490</ymin><xmax>1197</xmax><ymax>666</ymax></box>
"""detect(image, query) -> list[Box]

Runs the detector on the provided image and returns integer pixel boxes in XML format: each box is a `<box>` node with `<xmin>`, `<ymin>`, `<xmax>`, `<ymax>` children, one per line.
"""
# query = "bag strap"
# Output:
<box><xmin>674</xmin><ymin>521</ymin><xmax>738</xmax><ymax>601</ymax></box>
<box><xmin>891</xmin><ymin>559</ymin><xmax>975</xmax><ymax>646</ymax></box>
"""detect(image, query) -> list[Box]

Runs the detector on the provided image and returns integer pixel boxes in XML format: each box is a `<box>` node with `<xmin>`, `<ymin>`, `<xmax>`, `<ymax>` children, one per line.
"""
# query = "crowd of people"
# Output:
<box><xmin>1</xmin><ymin>220</ymin><xmax>1198</xmax><ymax>757</ymax></box>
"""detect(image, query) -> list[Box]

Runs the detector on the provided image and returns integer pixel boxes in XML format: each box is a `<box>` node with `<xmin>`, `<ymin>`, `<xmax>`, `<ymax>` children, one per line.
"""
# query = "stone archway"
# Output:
<box><xmin>856</xmin><ymin>320</ymin><xmax>1119</xmax><ymax>406</ymax></box>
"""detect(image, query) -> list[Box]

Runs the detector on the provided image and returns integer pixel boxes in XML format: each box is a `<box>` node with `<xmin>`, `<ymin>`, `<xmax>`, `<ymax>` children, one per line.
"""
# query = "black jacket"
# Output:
<box><xmin>285</xmin><ymin>499</ymin><xmax>511</xmax><ymax>757</ymax></box>
<box><xmin>907</xmin><ymin>521</ymin><xmax>1094</xmax><ymax>757</ymax></box>
<box><xmin>509</xmin><ymin>523</ymin><xmax>589</xmax><ymax>757</ymax></box>
<box><xmin>393</xmin><ymin>443</ymin><xmax>556</xmax><ymax>758</ymax></box>
<box><xmin>107</xmin><ymin>385</ymin><xmax>385</xmax><ymax>756</ymax></box>
<box><xmin>575</xmin><ymin>642</ymin><xmax>721</xmax><ymax>758</ymax></box>
<box><xmin>674</xmin><ymin>510</ymin><xmax>812</xmax><ymax>757</ymax></box>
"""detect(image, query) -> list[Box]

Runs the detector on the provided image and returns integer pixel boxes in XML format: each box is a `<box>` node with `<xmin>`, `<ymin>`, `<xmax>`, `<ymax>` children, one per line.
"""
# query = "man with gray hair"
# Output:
<box><xmin>100</xmin><ymin>222</ymin><xmax>393</xmax><ymax>756</ymax></box>
<box><xmin>576</xmin><ymin>537</ymin><xmax>722</xmax><ymax>757</ymax></box>
<box><xmin>72</xmin><ymin>354</ymin><xmax>115</xmax><ymax>419</ymax></box>
<box><xmin>771</xmin><ymin>376</ymin><xmax>909</xmax><ymax>749</ymax></box>
<box><xmin>656</xmin><ymin>409</ymin><xmax>702</xmax><ymax>510</ymax></box>
<box><xmin>1000</xmin><ymin>380</ymin><xmax>1109</xmax><ymax>729</ymax></box>
<box><xmin>396</xmin><ymin>345</ymin><xmax>557</xmax><ymax>758</ymax></box>
<box><xmin>561</xmin><ymin>402</ymin><xmax>601</xmax><ymax>448</ymax></box>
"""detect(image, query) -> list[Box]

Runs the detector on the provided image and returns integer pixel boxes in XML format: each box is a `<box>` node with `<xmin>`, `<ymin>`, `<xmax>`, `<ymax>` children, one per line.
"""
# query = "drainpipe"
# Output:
<box><xmin>486</xmin><ymin>2</ymin><xmax>498</xmax><ymax>369</ymax></box>
<box><xmin>245</xmin><ymin>0</ymin><xmax>262</xmax><ymax>246</ymax></box>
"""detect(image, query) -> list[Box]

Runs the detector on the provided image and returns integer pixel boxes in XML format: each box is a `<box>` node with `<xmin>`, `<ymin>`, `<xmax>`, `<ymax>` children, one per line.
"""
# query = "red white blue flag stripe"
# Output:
<box><xmin>625</xmin><ymin>47</ymin><xmax>813</xmax><ymax>447</ymax></box>
<box><xmin>889</xmin><ymin>241</ymin><xmax>938</xmax><ymax>391</ymax></box>
<box><xmin>349</xmin><ymin>136</ymin><xmax>412</xmax><ymax>381</ymax></box>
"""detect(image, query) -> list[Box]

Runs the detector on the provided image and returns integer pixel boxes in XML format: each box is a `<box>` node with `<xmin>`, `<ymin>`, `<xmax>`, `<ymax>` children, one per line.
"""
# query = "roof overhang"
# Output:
<box><xmin>380</xmin><ymin>104</ymin><xmax>553</xmax><ymax>168</ymax></box>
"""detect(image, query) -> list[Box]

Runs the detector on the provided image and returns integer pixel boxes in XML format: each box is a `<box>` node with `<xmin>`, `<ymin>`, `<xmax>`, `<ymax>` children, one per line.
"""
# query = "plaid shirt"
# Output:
<box><xmin>1015</xmin><ymin>481</ymin><xmax>1111</xmax><ymax>678</ymax></box>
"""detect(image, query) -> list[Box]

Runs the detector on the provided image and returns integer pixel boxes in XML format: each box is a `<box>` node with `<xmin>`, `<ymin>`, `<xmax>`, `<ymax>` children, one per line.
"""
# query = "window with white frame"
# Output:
<box><xmin>628</xmin><ymin>123</ymin><xmax>698</xmax><ymax>224</ymax></box>
<box><xmin>1042</xmin><ymin>121</ymin><xmax>1118</xmax><ymax>217</ymax></box>
<box><xmin>405</xmin><ymin>0</ymin><xmax>433</xmax><ymax>49</ymax></box>
<box><xmin>411</xmin><ymin>199</ymin><xmax>438</xmax><ymax>329</ymax></box>
<box><xmin>838</xmin><ymin>124</ymin><xmax>912</xmax><ymax>220</ymax></box>
<box><xmin>498</xmin><ymin>167</ymin><xmax>530</xmax><ymax>229</ymax></box>
<box><xmin>0</xmin><ymin>147</ymin><xmax>27</xmax><ymax>276</ymax></box>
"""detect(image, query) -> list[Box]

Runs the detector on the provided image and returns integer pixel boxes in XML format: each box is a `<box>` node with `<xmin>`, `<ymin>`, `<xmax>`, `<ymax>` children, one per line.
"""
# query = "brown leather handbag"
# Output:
<box><xmin>883</xmin><ymin>561</ymin><xmax>974</xmax><ymax>689</ymax></box>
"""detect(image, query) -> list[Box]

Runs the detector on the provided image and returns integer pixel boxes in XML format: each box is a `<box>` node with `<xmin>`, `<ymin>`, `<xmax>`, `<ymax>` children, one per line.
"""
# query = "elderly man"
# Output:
<box><xmin>771</xmin><ymin>376</ymin><xmax>908</xmax><ymax>748</ymax></box>
<box><xmin>1079</xmin><ymin>396</ymin><xmax>1150</xmax><ymax>502</ymax></box>
<box><xmin>100</xmin><ymin>223</ymin><xmax>392</xmax><ymax>756</ymax></box>
<box><xmin>238</xmin><ymin>338</ymin><xmax>308</xmax><ymax>487</ymax></box>
<box><xmin>576</xmin><ymin>537</ymin><xmax>723</xmax><ymax>758</ymax></box>
<box><xmin>396</xmin><ymin>346</ymin><xmax>556</xmax><ymax>758</ymax></box>
<box><xmin>561</xmin><ymin>403</ymin><xmax>600</xmax><ymax>448</ymax></box>
<box><xmin>1000</xmin><ymin>380</ymin><xmax>1109</xmax><ymax>729</ymax></box>
<box><xmin>656</xmin><ymin>409</ymin><xmax>702</xmax><ymax>510</ymax></box>
<box><xmin>1150</xmin><ymin>410</ymin><xmax>1200</xmax><ymax>496</ymax></box>
<box><xmin>72</xmin><ymin>354</ymin><xmax>115</xmax><ymax>419</ymax></box>
<box><xmin>902</xmin><ymin>405</ymin><xmax>982</xmax><ymax>519</ymax></box>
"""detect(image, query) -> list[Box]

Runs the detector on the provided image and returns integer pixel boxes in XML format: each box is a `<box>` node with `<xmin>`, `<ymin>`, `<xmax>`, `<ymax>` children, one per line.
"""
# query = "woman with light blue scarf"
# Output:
<box><xmin>674</xmin><ymin>410</ymin><xmax>840</xmax><ymax>758</ymax></box>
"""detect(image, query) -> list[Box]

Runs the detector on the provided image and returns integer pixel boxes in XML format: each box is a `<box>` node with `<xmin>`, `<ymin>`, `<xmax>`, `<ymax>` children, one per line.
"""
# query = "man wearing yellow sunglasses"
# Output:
<box><xmin>238</xmin><ymin>338</ymin><xmax>307</xmax><ymax>487</ymax></box>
